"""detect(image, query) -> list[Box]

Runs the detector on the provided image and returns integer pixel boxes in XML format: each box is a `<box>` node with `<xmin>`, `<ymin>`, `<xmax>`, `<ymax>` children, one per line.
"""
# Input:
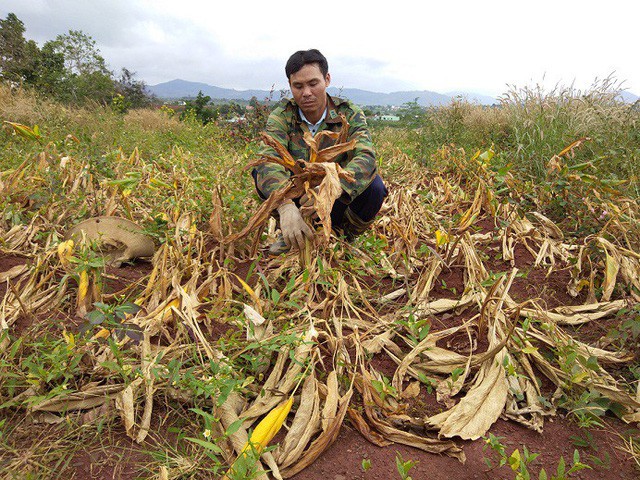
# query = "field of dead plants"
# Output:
<box><xmin>1</xmin><ymin>82</ymin><xmax>639</xmax><ymax>480</ymax></box>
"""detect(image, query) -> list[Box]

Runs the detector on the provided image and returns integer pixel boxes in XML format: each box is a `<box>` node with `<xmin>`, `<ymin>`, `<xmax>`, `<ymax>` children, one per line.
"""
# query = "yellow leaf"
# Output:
<box><xmin>57</xmin><ymin>240</ymin><xmax>74</xmax><ymax>267</ymax></box>
<box><xmin>62</xmin><ymin>330</ymin><xmax>75</xmax><ymax>347</ymax></box>
<box><xmin>149</xmin><ymin>178</ymin><xmax>173</xmax><ymax>189</ymax></box>
<box><xmin>161</xmin><ymin>298</ymin><xmax>180</xmax><ymax>322</ymax></box>
<box><xmin>602</xmin><ymin>250</ymin><xmax>619</xmax><ymax>302</ymax></box>
<box><xmin>508</xmin><ymin>449</ymin><xmax>521</xmax><ymax>471</ymax></box>
<box><xmin>556</xmin><ymin>137</ymin><xmax>590</xmax><ymax>157</ymax></box>
<box><xmin>571</xmin><ymin>371</ymin><xmax>589</xmax><ymax>383</ymax></box>
<box><xmin>223</xmin><ymin>396</ymin><xmax>294</xmax><ymax>479</ymax></box>
<box><xmin>573</xmin><ymin>279</ymin><xmax>590</xmax><ymax>293</ymax></box>
<box><xmin>243</xmin><ymin>396</ymin><xmax>293</xmax><ymax>454</ymax></box>
<box><xmin>231</xmin><ymin>273</ymin><xmax>261</xmax><ymax>310</ymax></box>
<box><xmin>478</xmin><ymin>148</ymin><xmax>494</xmax><ymax>165</ymax></box>
<box><xmin>92</xmin><ymin>328</ymin><xmax>111</xmax><ymax>340</ymax></box>
<box><xmin>3</xmin><ymin>121</ymin><xmax>41</xmax><ymax>141</ymax></box>
<box><xmin>78</xmin><ymin>271</ymin><xmax>89</xmax><ymax>302</ymax></box>
<box><xmin>435</xmin><ymin>230</ymin><xmax>450</xmax><ymax>246</ymax></box>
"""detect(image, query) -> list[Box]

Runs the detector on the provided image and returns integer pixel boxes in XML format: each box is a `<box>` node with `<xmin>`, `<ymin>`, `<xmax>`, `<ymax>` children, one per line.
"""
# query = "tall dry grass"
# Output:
<box><xmin>390</xmin><ymin>78</ymin><xmax>639</xmax><ymax>199</ymax></box>
<box><xmin>499</xmin><ymin>77</ymin><xmax>639</xmax><ymax>184</ymax></box>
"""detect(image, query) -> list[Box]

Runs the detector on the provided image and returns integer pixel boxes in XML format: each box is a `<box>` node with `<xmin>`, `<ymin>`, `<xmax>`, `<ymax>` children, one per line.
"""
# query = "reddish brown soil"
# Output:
<box><xmin>289</xmin><ymin>234</ymin><xmax>639</xmax><ymax>480</ymax></box>
<box><xmin>2</xmin><ymin>222</ymin><xmax>639</xmax><ymax>480</ymax></box>
<box><xmin>0</xmin><ymin>253</ymin><xmax>28</xmax><ymax>299</ymax></box>
<box><xmin>67</xmin><ymin>431</ymin><xmax>152</xmax><ymax>480</ymax></box>
<box><xmin>291</xmin><ymin>417</ymin><xmax>637</xmax><ymax>480</ymax></box>
<box><xmin>103</xmin><ymin>260</ymin><xmax>154</xmax><ymax>295</ymax></box>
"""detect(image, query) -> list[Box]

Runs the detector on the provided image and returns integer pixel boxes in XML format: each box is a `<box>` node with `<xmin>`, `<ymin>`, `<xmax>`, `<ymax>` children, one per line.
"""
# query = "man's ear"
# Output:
<box><xmin>325</xmin><ymin>73</ymin><xmax>331</xmax><ymax>87</ymax></box>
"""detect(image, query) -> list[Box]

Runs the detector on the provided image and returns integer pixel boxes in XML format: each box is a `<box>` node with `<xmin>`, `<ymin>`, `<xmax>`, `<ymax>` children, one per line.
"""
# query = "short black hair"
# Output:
<box><xmin>285</xmin><ymin>49</ymin><xmax>328</xmax><ymax>79</ymax></box>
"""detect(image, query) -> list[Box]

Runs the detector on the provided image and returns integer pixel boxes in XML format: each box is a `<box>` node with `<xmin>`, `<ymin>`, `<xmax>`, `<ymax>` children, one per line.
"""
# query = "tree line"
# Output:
<box><xmin>0</xmin><ymin>13</ymin><xmax>152</xmax><ymax>111</ymax></box>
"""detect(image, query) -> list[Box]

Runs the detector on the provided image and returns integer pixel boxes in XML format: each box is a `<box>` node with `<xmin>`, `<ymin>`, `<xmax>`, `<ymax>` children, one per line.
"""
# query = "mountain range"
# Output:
<box><xmin>148</xmin><ymin>79</ymin><xmax>639</xmax><ymax>107</ymax></box>
<box><xmin>148</xmin><ymin>79</ymin><xmax>498</xmax><ymax>106</ymax></box>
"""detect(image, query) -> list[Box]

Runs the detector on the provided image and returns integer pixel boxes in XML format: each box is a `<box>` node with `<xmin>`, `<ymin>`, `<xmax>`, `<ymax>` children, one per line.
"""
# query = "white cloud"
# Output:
<box><xmin>2</xmin><ymin>0</ymin><xmax>638</xmax><ymax>95</ymax></box>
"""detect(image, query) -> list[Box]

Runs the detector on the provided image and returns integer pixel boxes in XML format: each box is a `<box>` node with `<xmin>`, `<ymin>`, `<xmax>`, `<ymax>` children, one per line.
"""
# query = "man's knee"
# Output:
<box><xmin>367</xmin><ymin>175</ymin><xmax>388</xmax><ymax>207</ymax></box>
<box><xmin>349</xmin><ymin>175</ymin><xmax>388</xmax><ymax>222</ymax></box>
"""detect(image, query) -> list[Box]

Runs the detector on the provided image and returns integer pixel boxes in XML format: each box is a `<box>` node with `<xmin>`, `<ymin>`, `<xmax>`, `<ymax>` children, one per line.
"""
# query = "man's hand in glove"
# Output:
<box><xmin>277</xmin><ymin>201</ymin><xmax>314</xmax><ymax>251</ymax></box>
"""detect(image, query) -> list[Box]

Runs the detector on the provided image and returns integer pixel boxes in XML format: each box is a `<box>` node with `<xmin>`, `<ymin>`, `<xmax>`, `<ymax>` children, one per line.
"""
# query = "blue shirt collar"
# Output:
<box><xmin>298</xmin><ymin>108</ymin><xmax>327</xmax><ymax>136</ymax></box>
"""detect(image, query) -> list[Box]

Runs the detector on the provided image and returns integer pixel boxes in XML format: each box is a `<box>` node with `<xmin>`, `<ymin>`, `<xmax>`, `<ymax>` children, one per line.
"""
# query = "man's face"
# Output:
<box><xmin>289</xmin><ymin>63</ymin><xmax>331</xmax><ymax>122</ymax></box>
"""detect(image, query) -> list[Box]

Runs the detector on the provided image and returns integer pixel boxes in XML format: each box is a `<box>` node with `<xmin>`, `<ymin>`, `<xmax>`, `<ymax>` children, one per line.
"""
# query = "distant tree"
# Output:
<box><xmin>0</xmin><ymin>13</ymin><xmax>32</xmax><ymax>83</ymax></box>
<box><xmin>0</xmin><ymin>15</ymin><xmax>157</xmax><ymax>108</ymax></box>
<box><xmin>399</xmin><ymin>98</ymin><xmax>424</xmax><ymax>127</ymax></box>
<box><xmin>48</xmin><ymin>30</ymin><xmax>108</xmax><ymax>76</ymax></box>
<box><xmin>182</xmin><ymin>90</ymin><xmax>215</xmax><ymax>124</ymax></box>
<box><xmin>113</xmin><ymin>68</ymin><xmax>154</xmax><ymax>111</ymax></box>
<box><xmin>19</xmin><ymin>40</ymin><xmax>40</xmax><ymax>82</ymax></box>
<box><xmin>46</xmin><ymin>30</ymin><xmax>114</xmax><ymax>103</ymax></box>
<box><xmin>32</xmin><ymin>42</ymin><xmax>66</xmax><ymax>95</ymax></box>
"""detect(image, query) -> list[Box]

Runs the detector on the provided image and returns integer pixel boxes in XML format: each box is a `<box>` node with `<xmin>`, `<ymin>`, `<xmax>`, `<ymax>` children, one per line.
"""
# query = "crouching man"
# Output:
<box><xmin>252</xmin><ymin>49</ymin><xmax>388</xmax><ymax>255</ymax></box>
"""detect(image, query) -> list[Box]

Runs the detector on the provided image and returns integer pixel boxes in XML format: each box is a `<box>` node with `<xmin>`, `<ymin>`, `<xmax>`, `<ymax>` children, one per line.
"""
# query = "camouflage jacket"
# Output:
<box><xmin>254</xmin><ymin>95</ymin><xmax>377</xmax><ymax>204</ymax></box>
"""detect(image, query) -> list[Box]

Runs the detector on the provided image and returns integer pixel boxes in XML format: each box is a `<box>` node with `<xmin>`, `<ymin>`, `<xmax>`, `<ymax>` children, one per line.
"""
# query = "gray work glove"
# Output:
<box><xmin>277</xmin><ymin>201</ymin><xmax>314</xmax><ymax>251</ymax></box>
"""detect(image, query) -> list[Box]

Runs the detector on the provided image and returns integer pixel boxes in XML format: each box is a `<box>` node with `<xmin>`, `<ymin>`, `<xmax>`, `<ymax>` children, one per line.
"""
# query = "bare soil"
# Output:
<box><xmin>1</xmin><ymin>234</ymin><xmax>639</xmax><ymax>480</ymax></box>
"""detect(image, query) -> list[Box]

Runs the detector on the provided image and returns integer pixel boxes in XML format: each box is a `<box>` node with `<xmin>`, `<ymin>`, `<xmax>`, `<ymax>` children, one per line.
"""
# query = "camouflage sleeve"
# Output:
<box><xmin>339</xmin><ymin>105</ymin><xmax>377</xmax><ymax>203</ymax></box>
<box><xmin>254</xmin><ymin>105</ymin><xmax>292</xmax><ymax>198</ymax></box>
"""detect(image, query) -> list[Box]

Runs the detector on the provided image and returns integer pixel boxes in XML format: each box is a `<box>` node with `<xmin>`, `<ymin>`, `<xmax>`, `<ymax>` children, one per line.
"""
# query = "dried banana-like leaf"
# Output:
<box><xmin>218</xmin><ymin>394</ymin><xmax>271</xmax><ymax>480</ymax></box>
<box><xmin>315</xmin><ymin>139</ymin><xmax>357</xmax><ymax>163</ymax></box>
<box><xmin>275</xmin><ymin>374</ymin><xmax>321</xmax><ymax>468</ymax></box>
<box><xmin>280</xmin><ymin>389</ymin><xmax>353</xmax><ymax>478</ymax></box>
<box><xmin>259</xmin><ymin>133</ymin><xmax>298</xmax><ymax>172</ymax></box>
<box><xmin>520</xmin><ymin>299</ymin><xmax>628</xmax><ymax>326</ymax></box>
<box><xmin>321</xmin><ymin>371</ymin><xmax>339</xmax><ymax>431</ymax></box>
<box><xmin>32</xmin><ymin>383</ymin><xmax>126</xmax><ymax>412</ymax></box>
<box><xmin>303</xmin><ymin>131</ymin><xmax>318</xmax><ymax>163</ymax></box>
<box><xmin>115</xmin><ymin>378</ymin><xmax>144</xmax><ymax>438</ymax></box>
<box><xmin>242</xmin><ymin>328</ymin><xmax>316</xmax><ymax>421</ymax></box>
<box><xmin>313</xmin><ymin>163</ymin><xmax>344</xmax><ymax>242</ymax></box>
<box><xmin>359</xmin><ymin>371</ymin><xmax>465</xmax><ymax>460</ymax></box>
<box><xmin>426</xmin><ymin>346</ymin><xmax>509</xmax><ymax>440</ymax></box>
<box><xmin>347</xmin><ymin>407</ymin><xmax>392</xmax><ymax>447</ymax></box>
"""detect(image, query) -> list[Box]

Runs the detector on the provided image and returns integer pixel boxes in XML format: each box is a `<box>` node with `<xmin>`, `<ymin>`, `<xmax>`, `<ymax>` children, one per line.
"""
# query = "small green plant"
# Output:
<box><xmin>0</xmin><ymin>334</ymin><xmax>87</xmax><ymax>408</ymax></box>
<box><xmin>226</xmin><ymin>445</ymin><xmax>265</xmax><ymax>480</ymax></box>
<box><xmin>395</xmin><ymin>452</ymin><xmax>417</xmax><ymax>480</ymax></box>
<box><xmin>361</xmin><ymin>457</ymin><xmax>371</xmax><ymax>472</ymax></box>
<box><xmin>570</xmin><ymin>430</ymin><xmax>610</xmax><ymax>469</ymax></box>
<box><xmin>607</xmin><ymin>304</ymin><xmax>640</xmax><ymax>350</ymax></box>
<box><xmin>396</xmin><ymin>311</ymin><xmax>430</xmax><ymax>346</ymax></box>
<box><xmin>507</xmin><ymin>446</ymin><xmax>540</xmax><ymax>480</ymax></box>
<box><xmin>83</xmin><ymin>300</ymin><xmax>142</xmax><ymax>341</ymax></box>
<box><xmin>371</xmin><ymin>374</ymin><xmax>398</xmax><ymax>403</ymax></box>
<box><xmin>543</xmin><ymin>450</ymin><xmax>591</xmax><ymax>480</ymax></box>
<box><xmin>483</xmin><ymin>433</ymin><xmax>508</xmax><ymax>469</ymax></box>
<box><xmin>450</xmin><ymin>366</ymin><xmax>465</xmax><ymax>383</ymax></box>
<box><xmin>483</xmin><ymin>434</ymin><xmax>591</xmax><ymax>479</ymax></box>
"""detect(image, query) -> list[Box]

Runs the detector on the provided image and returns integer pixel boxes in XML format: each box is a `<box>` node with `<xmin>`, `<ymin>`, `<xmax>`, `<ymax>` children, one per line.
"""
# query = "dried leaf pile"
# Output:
<box><xmin>1</xmin><ymin>131</ymin><xmax>639</xmax><ymax>478</ymax></box>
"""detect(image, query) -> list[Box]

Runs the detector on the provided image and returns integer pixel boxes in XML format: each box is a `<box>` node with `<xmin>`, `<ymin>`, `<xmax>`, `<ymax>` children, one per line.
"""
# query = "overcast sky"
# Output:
<box><xmin>2</xmin><ymin>0</ymin><xmax>638</xmax><ymax>96</ymax></box>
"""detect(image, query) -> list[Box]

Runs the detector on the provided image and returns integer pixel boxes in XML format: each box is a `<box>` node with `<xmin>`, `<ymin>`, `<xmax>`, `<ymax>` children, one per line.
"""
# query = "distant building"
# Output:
<box><xmin>379</xmin><ymin>115</ymin><xmax>400</xmax><ymax>122</ymax></box>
